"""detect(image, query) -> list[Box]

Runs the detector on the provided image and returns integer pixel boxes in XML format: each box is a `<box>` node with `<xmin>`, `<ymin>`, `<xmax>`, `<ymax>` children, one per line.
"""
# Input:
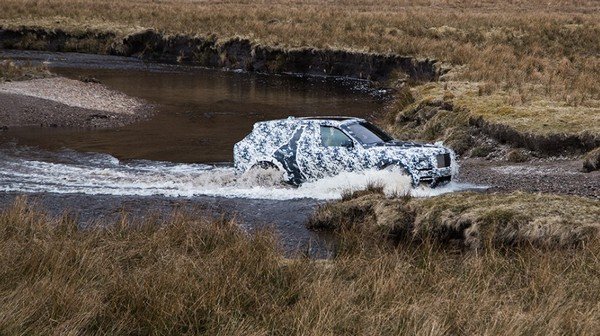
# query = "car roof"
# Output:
<box><xmin>297</xmin><ymin>116</ymin><xmax>361</xmax><ymax>122</ymax></box>
<box><xmin>258</xmin><ymin>116</ymin><xmax>366</xmax><ymax>126</ymax></box>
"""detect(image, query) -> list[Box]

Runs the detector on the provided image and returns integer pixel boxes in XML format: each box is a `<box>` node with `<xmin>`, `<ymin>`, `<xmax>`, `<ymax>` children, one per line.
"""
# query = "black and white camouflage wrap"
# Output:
<box><xmin>234</xmin><ymin>117</ymin><xmax>457</xmax><ymax>187</ymax></box>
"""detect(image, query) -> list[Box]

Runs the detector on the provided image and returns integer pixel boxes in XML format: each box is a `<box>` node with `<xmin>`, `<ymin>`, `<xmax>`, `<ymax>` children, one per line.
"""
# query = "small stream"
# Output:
<box><xmin>0</xmin><ymin>50</ymin><xmax>386</xmax><ymax>162</ymax></box>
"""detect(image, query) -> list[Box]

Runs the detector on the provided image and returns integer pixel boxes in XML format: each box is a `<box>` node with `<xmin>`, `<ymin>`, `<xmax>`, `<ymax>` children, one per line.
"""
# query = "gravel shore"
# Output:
<box><xmin>458</xmin><ymin>158</ymin><xmax>600</xmax><ymax>199</ymax></box>
<box><xmin>0</xmin><ymin>77</ymin><xmax>151</xmax><ymax>128</ymax></box>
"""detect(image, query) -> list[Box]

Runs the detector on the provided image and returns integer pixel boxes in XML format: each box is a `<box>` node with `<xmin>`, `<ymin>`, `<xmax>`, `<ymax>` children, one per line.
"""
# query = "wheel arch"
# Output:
<box><xmin>379</xmin><ymin>159</ymin><xmax>419</xmax><ymax>186</ymax></box>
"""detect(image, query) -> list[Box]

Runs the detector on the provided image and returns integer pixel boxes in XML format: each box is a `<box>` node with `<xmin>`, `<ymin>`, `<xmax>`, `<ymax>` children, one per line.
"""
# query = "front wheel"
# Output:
<box><xmin>244</xmin><ymin>161</ymin><xmax>286</xmax><ymax>186</ymax></box>
<box><xmin>379</xmin><ymin>164</ymin><xmax>413</xmax><ymax>195</ymax></box>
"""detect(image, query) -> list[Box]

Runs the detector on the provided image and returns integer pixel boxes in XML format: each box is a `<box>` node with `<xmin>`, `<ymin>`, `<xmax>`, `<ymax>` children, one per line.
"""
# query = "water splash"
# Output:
<box><xmin>0</xmin><ymin>147</ymin><xmax>482</xmax><ymax>200</ymax></box>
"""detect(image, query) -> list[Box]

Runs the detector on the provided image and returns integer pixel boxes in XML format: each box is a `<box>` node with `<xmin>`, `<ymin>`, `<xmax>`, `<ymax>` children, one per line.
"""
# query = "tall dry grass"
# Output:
<box><xmin>0</xmin><ymin>0</ymin><xmax>599</xmax><ymax>102</ymax></box>
<box><xmin>1</xmin><ymin>196</ymin><xmax>600</xmax><ymax>334</ymax></box>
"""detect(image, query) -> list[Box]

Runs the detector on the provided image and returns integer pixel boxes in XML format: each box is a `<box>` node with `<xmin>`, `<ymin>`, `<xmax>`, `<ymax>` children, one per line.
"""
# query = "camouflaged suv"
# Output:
<box><xmin>234</xmin><ymin>117</ymin><xmax>456</xmax><ymax>186</ymax></box>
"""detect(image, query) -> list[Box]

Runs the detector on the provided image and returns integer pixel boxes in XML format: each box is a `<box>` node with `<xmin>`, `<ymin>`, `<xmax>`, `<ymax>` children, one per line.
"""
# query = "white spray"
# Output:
<box><xmin>0</xmin><ymin>149</ymin><xmax>482</xmax><ymax>200</ymax></box>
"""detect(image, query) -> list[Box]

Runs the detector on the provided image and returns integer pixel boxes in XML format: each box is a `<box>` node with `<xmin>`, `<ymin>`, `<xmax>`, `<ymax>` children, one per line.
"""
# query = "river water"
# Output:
<box><xmin>0</xmin><ymin>50</ymin><xmax>385</xmax><ymax>162</ymax></box>
<box><xmin>0</xmin><ymin>50</ymin><xmax>478</xmax><ymax>256</ymax></box>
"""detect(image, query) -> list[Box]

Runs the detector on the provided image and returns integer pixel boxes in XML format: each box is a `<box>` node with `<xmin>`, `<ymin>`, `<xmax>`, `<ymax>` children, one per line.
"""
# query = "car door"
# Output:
<box><xmin>296</xmin><ymin>124</ymin><xmax>361</xmax><ymax>180</ymax></box>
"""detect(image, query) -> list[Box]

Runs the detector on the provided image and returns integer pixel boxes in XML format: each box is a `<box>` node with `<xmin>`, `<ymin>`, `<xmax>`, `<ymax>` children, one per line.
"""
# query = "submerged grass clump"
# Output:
<box><xmin>1</xmin><ymin>196</ymin><xmax>600</xmax><ymax>334</ymax></box>
<box><xmin>0</xmin><ymin>60</ymin><xmax>50</xmax><ymax>82</ymax></box>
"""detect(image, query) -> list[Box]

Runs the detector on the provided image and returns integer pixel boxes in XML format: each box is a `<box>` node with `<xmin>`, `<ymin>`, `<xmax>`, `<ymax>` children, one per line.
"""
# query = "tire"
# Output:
<box><xmin>382</xmin><ymin>163</ymin><xmax>409</xmax><ymax>176</ymax></box>
<box><xmin>246</xmin><ymin>161</ymin><xmax>285</xmax><ymax>186</ymax></box>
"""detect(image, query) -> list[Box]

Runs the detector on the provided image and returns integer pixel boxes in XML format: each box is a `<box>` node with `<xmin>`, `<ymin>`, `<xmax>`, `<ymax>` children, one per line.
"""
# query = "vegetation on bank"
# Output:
<box><xmin>309</xmin><ymin>189</ymin><xmax>600</xmax><ymax>250</ymax></box>
<box><xmin>1</xmin><ymin>196</ymin><xmax>599</xmax><ymax>335</ymax></box>
<box><xmin>0</xmin><ymin>0</ymin><xmax>598</xmax><ymax>99</ymax></box>
<box><xmin>0</xmin><ymin>60</ymin><xmax>50</xmax><ymax>81</ymax></box>
<box><xmin>583</xmin><ymin>147</ymin><xmax>600</xmax><ymax>172</ymax></box>
<box><xmin>385</xmin><ymin>82</ymin><xmax>600</xmax><ymax>156</ymax></box>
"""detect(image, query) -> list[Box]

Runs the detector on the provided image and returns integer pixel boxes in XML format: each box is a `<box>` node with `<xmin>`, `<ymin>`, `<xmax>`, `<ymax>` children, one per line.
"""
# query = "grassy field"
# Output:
<box><xmin>1</xmin><ymin>0</ymin><xmax>599</xmax><ymax>139</ymax></box>
<box><xmin>1</xmin><ymin>196</ymin><xmax>599</xmax><ymax>335</ymax></box>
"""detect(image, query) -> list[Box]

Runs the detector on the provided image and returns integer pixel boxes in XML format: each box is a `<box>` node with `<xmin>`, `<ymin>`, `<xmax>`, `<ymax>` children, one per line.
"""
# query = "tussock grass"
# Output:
<box><xmin>309</xmin><ymin>190</ymin><xmax>600</xmax><ymax>250</ymax></box>
<box><xmin>386</xmin><ymin>81</ymin><xmax>600</xmax><ymax>154</ymax></box>
<box><xmin>2</xmin><ymin>196</ymin><xmax>600</xmax><ymax>334</ymax></box>
<box><xmin>583</xmin><ymin>147</ymin><xmax>600</xmax><ymax>172</ymax></box>
<box><xmin>0</xmin><ymin>59</ymin><xmax>50</xmax><ymax>81</ymax></box>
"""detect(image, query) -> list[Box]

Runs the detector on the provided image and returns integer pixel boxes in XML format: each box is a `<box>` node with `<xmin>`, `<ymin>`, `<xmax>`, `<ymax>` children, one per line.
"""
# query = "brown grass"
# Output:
<box><xmin>583</xmin><ymin>147</ymin><xmax>600</xmax><ymax>172</ymax></box>
<box><xmin>309</xmin><ymin>190</ymin><xmax>600</xmax><ymax>250</ymax></box>
<box><xmin>385</xmin><ymin>82</ymin><xmax>600</xmax><ymax>154</ymax></box>
<box><xmin>0</xmin><ymin>59</ymin><xmax>50</xmax><ymax>81</ymax></box>
<box><xmin>2</xmin><ymin>196</ymin><xmax>600</xmax><ymax>334</ymax></box>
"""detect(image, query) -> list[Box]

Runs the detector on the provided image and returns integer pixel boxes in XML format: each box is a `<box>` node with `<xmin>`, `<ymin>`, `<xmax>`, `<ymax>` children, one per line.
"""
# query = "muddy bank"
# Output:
<box><xmin>0</xmin><ymin>77</ymin><xmax>151</xmax><ymax>128</ymax></box>
<box><xmin>0</xmin><ymin>26</ymin><xmax>443</xmax><ymax>82</ymax></box>
<box><xmin>0</xmin><ymin>191</ymin><xmax>330</xmax><ymax>257</ymax></box>
<box><xmin>470</xmin><ymin>117</ymin><xmax>600</xmax><ymax>154</ymax></box>
<box><xmin>391</xmin><ymin>93</ymin><xmax>600</xmax><ymax>156</ymax></box>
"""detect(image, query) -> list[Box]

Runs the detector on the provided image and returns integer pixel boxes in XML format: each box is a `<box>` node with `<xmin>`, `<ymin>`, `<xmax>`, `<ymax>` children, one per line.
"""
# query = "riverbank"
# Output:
<box><xmin>0</xmin><ymin>26</ymin><xmax>442</xmax><ymax>83</ymax></box>
<box><xmin>0</xmin><ymin>77</ymin><xmax>151</xmax><ymax>129</ymax></box>
<box><xmin>309</xmin><ymin>189</ymin><xmax>600</xmax><ymax>249</ymax></box>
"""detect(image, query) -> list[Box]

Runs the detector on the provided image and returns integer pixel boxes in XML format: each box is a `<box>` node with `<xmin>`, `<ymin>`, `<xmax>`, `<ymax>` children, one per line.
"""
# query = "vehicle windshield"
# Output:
<box><xmin>344</xmin><ymin>122</ymin><xmax>393</xmax><ymax>145</ymax></box>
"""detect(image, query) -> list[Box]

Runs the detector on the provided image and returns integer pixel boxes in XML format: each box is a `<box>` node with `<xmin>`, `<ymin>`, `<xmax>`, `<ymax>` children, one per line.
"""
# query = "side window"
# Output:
<box><xmin>320</xmin><ymin>126</ymin><xmax>353</xmax><ymax>147</ymax></box>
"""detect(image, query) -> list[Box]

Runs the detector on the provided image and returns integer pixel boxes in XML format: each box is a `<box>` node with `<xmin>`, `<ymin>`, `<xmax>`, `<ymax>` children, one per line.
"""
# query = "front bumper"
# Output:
<box><xmin>415</xmin><ymin>166</ymin><xmax>453</xmax><ymax>187</ymax></box>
